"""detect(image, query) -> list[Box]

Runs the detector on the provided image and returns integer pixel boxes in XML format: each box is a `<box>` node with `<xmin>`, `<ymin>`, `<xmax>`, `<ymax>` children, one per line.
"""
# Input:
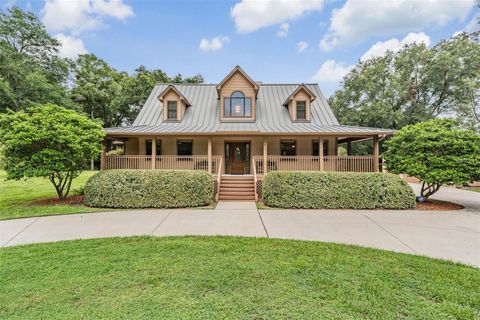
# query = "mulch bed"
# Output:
<box><xmin>28</xmin><ymin>196</ymin><xmax>463</xmax><ymax>211</ymax></box>
<box><xmin>416</xmin><ymin>199</ymin><xmax>464</xmax><ymax>211</ymax></box>
<box><xmin>29</xmin><ymin>195</ymin><xmax>85</xmax><ymax>206</ymax></box>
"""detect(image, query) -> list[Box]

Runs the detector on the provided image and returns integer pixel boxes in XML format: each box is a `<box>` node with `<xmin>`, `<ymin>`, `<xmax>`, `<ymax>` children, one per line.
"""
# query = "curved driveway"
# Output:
<box><xmin>1</xmin><ymin>184</ymin><xmax>479</xmax><ymax>267</ymax></box>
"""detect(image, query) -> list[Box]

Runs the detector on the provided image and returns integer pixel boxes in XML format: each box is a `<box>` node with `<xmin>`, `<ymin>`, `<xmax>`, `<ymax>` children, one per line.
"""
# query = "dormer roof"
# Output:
<box><xmin>158</xmin><ymin>85</ymin><xmax>191</xmax><ymax>106</ymax></box>
<box><xmin>283</xmin><ymin>84</ymin><xmax>316</xmax><ymax>106</ymax></box>
<box><xmin>216</xmin><ymin>65</ymin><xmax>259</xmax><ymax>97</ymax></box>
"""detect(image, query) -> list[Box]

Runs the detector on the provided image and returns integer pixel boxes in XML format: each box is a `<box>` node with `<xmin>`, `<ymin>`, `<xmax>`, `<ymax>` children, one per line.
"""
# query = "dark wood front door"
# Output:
<box><xmin>226</xmin><ymin>142</ymin><xmax>250</xmax><ymax>174</ymax></box>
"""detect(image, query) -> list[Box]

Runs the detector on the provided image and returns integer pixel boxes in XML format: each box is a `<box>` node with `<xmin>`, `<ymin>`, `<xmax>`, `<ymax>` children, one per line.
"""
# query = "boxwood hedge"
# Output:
<box><xmin>263</xmin><ymin>172</ymin><xmax>415</xmax><ymax>209</ymax></box>
<box><xmin>84</xmin><ymin>170</ymin><xmax>213</xmax><ymax>208</ymax></box>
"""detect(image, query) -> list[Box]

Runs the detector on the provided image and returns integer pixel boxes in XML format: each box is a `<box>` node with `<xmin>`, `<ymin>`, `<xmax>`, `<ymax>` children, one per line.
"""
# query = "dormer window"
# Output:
<box><xmin>224</xmin><ymin>91</ymin><xmax>252</xmax><ymax>118</ymax></box>
<box><xmin>283</xmin><ymin>84</ymin><xmax>316</xmax><ymax>122</ymax></box>
<box><xmin>159</xmin><ymin>85</ymin><xmax>191</xmax><ymax>122</ymax></box>
<box><xmin>296</xmin><ymin>101</ymin><xmax>306</xmax><ymax>120</ymax></box>
<box><xmin>167</xmin><ymin>101</ymin><xmax>177</xmax><ymax>120</ymax></box>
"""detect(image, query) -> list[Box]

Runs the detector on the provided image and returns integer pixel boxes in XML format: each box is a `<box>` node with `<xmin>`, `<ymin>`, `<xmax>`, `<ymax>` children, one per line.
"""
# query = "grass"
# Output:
<box><xmin>0</xmin><ymin>170</ymin><xmax>102</xmax><ymax>221</ymax></box>
<box><xmin>0</xmin><ymin>236</ymin><xmax>479</xmax><ymax>319</ymax></box>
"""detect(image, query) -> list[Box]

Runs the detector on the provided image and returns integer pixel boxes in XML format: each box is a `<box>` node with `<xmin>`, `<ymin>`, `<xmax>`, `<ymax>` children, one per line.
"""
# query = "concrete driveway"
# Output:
<box><xmin>1</xmin><ymin>186</ymin><xmax>479</xmax><ymax>267</ymax></box>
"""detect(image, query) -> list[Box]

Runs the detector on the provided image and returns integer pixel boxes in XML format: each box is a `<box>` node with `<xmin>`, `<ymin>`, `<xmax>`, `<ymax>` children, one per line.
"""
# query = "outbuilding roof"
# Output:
<box><xmin>105</xmin><ymin>83</ymin><xmax>394</xmax><ymax>136</ymax></box>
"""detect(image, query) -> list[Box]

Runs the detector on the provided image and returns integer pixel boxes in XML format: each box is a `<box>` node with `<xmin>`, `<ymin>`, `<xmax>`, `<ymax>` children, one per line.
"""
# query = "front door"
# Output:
<box><xmin>225</xmin><ymin>142</ymin><xmax>250</xmax><ymax>174</ymax></box>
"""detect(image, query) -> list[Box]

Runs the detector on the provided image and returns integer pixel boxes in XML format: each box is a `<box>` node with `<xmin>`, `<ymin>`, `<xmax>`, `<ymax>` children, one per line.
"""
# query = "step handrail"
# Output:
<box><xmin>216</xmin><ymin>157</ymin><xmax>223</xmax><ymax>201</ymax></box>
<box><xmin>252</xmin><ymin>157</ymin><xmax>258</xmax><ymax>201</ymax></box>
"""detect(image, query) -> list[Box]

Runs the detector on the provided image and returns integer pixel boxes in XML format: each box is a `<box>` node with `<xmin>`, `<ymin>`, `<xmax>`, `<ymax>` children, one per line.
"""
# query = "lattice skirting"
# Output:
<box><xmin>256</xmin><ymin>180</ymin><xmax>263</xmax><ymax>200</ymax></box>
<box><xmin>213</xmin><ymin>180</ymin><xmax>218</xmax><ymax>198</ymax></box>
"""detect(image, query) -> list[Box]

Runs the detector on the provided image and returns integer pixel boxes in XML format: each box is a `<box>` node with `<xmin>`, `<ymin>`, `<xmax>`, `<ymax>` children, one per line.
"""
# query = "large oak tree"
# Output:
<box><xmin>329</xmin><ymin>32</ymin><xmax>480</xmax><ymax>131</ymax></box>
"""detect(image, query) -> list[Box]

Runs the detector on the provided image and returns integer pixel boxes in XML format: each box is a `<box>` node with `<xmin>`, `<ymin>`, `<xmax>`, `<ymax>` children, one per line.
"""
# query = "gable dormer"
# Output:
<box><xmin>216</xmin><ymin>66</ymin><xmax>259</xmax><ymax>121</ymax></box>
<box><xmin>158</xmin><ymin>85</ymin><xmax>191</xmax><ymax>122</ymax></box>
<box><xmin>283</xmin><ymin>84</ymin><xmax>316</xmax><ymax>122</ymax></box>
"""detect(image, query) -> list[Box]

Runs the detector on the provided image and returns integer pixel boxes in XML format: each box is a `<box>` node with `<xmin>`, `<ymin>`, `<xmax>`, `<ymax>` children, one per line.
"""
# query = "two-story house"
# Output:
<box><xmin>103</xmin><ymin>66</ymin><xmax>393</xmax><ymax>200</ymax></box>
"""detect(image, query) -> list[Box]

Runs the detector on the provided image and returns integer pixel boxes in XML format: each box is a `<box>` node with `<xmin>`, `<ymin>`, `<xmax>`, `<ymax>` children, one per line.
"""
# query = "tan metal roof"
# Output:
<box><xmin>106</xmin><ymin>83</ymin><xmax>394</xmax><ymax>135</ymax></box>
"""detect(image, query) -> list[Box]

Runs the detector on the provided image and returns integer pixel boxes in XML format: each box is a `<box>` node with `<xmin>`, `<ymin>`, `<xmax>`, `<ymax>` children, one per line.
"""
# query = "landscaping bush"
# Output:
<box><xmin>263</xmin><ymin>172</ymin><xmax>415</xmax><ymax>209</ymax></box>
<box><xmin>84</xmin><ymin>170</ymin><xmax>213</xmax><ymax>208</ymax></box>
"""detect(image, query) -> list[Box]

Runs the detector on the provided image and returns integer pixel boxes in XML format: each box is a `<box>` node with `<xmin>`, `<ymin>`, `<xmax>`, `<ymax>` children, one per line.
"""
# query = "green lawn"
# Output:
<box><xmin>0</xmin><ymin>170</ymin><xmax>101</xmax><ymax>220</ymax></box>
<box><xmin>0</xmin><ymin>237</ymin><xmax>478</xmax><ymax>319</ymax></box>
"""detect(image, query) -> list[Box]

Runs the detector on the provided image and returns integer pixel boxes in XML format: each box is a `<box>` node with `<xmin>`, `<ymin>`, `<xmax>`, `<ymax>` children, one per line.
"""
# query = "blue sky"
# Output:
<box><xmin>8</xmin><ymin>0</ymin><xmax>479</xmax><ymax>96</ymax></box>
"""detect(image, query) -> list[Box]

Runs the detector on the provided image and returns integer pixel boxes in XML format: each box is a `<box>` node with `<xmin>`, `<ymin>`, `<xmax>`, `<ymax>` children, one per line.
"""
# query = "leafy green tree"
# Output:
<box><xmin>112</xmin><ymin>66</ymin><xmax>172</xmax><ymax>125</ymax></box>
<box><xmin>72</xmin><ymin>55</ymin><xmax>204</xmax><ymax>126</ymax></box>
<box><xmin>70</xmin><ymin>54</ymin><xmax>123</xmax><ymax>127</ymax></box>
<box><xmin>330</xmin><ymin>32</ymin><xmax>480</xmax><ymax>130</ymax></box>
<box><xmin>0</xmin><ymin>104</ymin><xmax>104</xmax><ymax>199</ymax></box>
<box><xmin>384</xmin><ymin>119</ymin><xmax>480</xmax><ymax>198</ymax></box>
<box><xmin>0</xmin><ymin>6</ymin><xmax>72</xmax><ymax>112</ymax></box>
<box><xmin>0</xmin><ymin>6</ymin><xmax>58</xmax><ymax>62</ymax></box>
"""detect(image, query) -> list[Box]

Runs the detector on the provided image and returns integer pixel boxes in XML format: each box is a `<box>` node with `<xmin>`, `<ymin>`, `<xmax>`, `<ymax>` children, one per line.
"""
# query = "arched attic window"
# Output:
<box><xmin>224</xmin><ymin>91</ymin><xmax>252</xmax><ymax>117</ymax></box>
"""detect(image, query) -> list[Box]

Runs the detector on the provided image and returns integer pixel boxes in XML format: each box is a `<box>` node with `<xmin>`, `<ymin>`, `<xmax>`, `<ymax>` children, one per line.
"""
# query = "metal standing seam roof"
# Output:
<box><xmin>105</xmin><ymin>83</ymin><xmax>394</xmax><ymax>135</ymax></box>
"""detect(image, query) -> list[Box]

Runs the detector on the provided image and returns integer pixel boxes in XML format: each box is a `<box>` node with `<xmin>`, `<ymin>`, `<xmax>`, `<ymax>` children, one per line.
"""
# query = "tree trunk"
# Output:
<box><xmin>420</xmin><ymin>181</ymin><xmax>442</xmax><ymax>199</ymax></box>
<box><xmin>49</xmin><ymin>171</ymin><xmax>74</xmax><ymax>199</ymax></box>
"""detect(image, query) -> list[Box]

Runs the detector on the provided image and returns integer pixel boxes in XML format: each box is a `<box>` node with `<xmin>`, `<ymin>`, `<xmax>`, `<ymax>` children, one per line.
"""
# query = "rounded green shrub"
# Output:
<box><xmin>85</xmin><ymin>170</ymin><xmax>214</xmax><ymax>208</ymax></box>
<box><xmin>263</xmin><ymin>172</ymin><xmax>415</xmax><ymax>209</ymax></box>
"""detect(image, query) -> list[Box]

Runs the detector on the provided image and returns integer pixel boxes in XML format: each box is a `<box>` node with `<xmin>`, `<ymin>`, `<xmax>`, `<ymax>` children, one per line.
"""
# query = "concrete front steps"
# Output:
<box><xmin>219</xmin><ymin>175</ymin><xmax>255</xmax><ymax>201</ymax></box>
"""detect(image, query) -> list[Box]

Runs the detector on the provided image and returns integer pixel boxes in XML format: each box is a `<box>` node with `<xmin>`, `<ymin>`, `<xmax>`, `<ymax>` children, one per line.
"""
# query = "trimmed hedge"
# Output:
<box><xmin>84</xmin><ymin>170</ymin><xmax>213</xmax><ymax>208</ymax></box>
<box><xmin>263</xmin><ymin>172</ymin><xmax>415</xmax><ymax>209</ymax></box>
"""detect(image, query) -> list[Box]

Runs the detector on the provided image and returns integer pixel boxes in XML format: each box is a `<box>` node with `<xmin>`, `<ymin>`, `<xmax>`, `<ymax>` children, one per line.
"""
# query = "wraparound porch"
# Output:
<box><xmin>101</xmin><ymin>134</ymin><xmax>382</xmax><ymax>175</ymax></box>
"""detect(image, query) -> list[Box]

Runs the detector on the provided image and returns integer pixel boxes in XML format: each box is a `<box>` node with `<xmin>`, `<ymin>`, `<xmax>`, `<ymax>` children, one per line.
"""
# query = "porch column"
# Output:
<box><xmin>151</xmin><ymin>138</ymin><xmax>156</xmax><ymax>170</ymax></box>
<box><xmin>263</xmin><ymin>137</ymin><xmax>268</xmax><ymax>174</ymax></box>
<box><xmin>207</xmin><ymin>136</ymin><xmax>212</xmax><ymax>173</ymax></box>
<box><xmin>319</xmin><ymin>137</ymin><xmax>324</xmax><ymax>171</ymax></box>
<box><xmin>347</xmin><ymin>140</ymin><xmax>352</xmax><ymax>156</ymax></box>
<box><xmin>373</xmin><ymin>135</ymin><xmax>379</xmax><ymax>172</ymax></box>
<box><xmin>100</xmin><ymin>140</ymin><xmax>106</xmax><ymax>170</ymax></box>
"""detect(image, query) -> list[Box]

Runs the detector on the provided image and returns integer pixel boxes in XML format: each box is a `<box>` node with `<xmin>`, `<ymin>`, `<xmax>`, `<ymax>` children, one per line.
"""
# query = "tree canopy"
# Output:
<box><xmin>0</xmin><ymin>6</ymin><xmax>203</xmax><ymax>126</ymax></box>
<box><xmin>71</xmin><ymin>55</ymin><xmax>203</xmax><ymax>127</ymax></box>
<box><xmin>0</xmin><ymin>6</ymin><xmax>71</xmax><ymax>112</ymax></box>
<box><xmin>0</xmin><ymin>104</ymin><xmax>104</xmax><ymax>199</ymax></box>
<box><xmin>384</xmin><ymin>119</ymin><xmax>480</xmax><ymax>198</ymax></box>
<box><xmin>329</xmin><ymin>32</ymin><xmax>480</xmax><ymax>131</ymax></box>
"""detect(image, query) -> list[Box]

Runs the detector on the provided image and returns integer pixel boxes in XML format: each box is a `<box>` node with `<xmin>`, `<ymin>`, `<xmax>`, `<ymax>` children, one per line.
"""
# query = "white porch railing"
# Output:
<box><xmin>252</xmin><ymin>155</ymin><xmax>377</xmax><ymax>174</ymax></box>
<box><xmin>105</xmin><ymin>155</ymin><xmax>152</xmax><ymax>170</ymax></box>
<box><xmin>324</xmin><ymin>156</ymin><xmax>375</xmax><ymax>172</ymax></box>
<box><xmin>104</xmin><ymin>155</ymin><xmax>222</xmax><ymax>174</ymax></box>
<box><xmin>105</xmin><ymin>155</ymin><xmax>377</xmax><ymax>174</ymax></box>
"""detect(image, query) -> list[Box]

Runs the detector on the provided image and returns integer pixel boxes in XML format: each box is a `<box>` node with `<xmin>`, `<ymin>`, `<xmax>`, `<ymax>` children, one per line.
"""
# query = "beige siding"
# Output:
<box><xmin>219</xmin><ymin>71</ymin><xmax>256</xmax><ymax>121</ymax></box>
<box><xmin>287</xmin><ymin>88</ymin><xmax>312</xmax><ymax>121</ymax></box>
<box><xmin>125</xmin><ymin>137</ymin><xmax>139</xmax><ymax>155</ymax></box>
<box><xmin>162</xmin><ymin>89</ymin><xmax>187</xmax><ymax>121</ymax></box>
<box><xmin>127</xmin><ymin>135</ymin><xmax>336</xmax><ymax>157</ymax></box>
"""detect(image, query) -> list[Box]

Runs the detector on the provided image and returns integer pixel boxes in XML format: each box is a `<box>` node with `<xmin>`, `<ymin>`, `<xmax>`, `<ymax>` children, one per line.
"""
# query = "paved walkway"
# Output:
<box><xmin>1</xmin><ymin>185</ymin><xmax>479</xmax><ymax>267</ymax></box>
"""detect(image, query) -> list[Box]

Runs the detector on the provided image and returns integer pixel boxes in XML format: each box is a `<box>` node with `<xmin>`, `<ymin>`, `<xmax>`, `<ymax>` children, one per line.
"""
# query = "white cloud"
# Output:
<box><xmin>199</xmin><ymin>36</ymin><xmax>230</xmax><ymax>52</ymax></box>
<box><xmin>453</xmin><ymin>15</ymin><xmax>479</xmax><ymax>36</ymax></box>
<box><xmin>361</xmin><ymin>32</ymin><xmax>431</xmax><ymax>61</ymax></box>
<box><xmin>310</xmin><ymin>59</ymin><xmax>353</xmax><ymax>83</ymax></box>
<box><xmin>41</xmin><ymin>0</ymin><xmax>134</xmax><ymax>34</ymax></box>
<box><xmin>54</xmin><ymin>33</ymin><xmax>88</xmax><ymax>59</ymax></box>
<box><xmin>320</xmin><ymin>0</ymin><xmax>473</xmax><ymax>50</ymax></box>
<box><xmin>465</xmin><ymin>16</ymin><xmax>480</xmax><ymax>33</ymax></box>
<box><xmin>276</xmin><ymin>23</ymin><xmax>289</xmax><ymax>37</ymax></box>
<box><xmin>231</xmin><ymin>0</ymin><xmax>324</xmax><ymax>33</ymax></box>
<box><xmin>296</xmin><ymin>41</ymin><xmax>309</xmax><ymax>53</ymax></box>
